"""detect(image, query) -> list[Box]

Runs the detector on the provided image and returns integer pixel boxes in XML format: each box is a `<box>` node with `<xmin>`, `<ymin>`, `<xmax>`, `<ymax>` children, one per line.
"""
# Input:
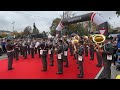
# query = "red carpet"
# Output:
<box><xmin>0</xmin><ymin>51</ymin><xmax>101</xmax><ymax>79</ymax></box>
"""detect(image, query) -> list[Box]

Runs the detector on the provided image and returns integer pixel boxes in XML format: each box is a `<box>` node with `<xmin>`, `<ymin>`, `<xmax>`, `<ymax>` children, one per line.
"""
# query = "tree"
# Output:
<box><xmin>77</xmin><ymin>22</ymin><xmax>88</xmax><ymax>36</ymax></box>
<box><xmin>23</xmin><ymin>26</ymin><xmax>32</xmax><ymax>35</ymax></box>
<box><xmin>11</xmin><ymin>30</ymin><xmax>21</xmax><ymax>38</ymax></box>
<box><xmin>46</xmin><ymin>32</ymin><xmax>50</xmax><ymax>36</ymax></box>
<box><xmin>108</xmin><ymin>23</ymin><xmax>113</xmax><ymax>33</ymax></box>
<box><xmin>61</xmin><ymin>11</ymin><xmax>77</xmax><ymax>35</ymax></box>
<box><xmin>60</xmin><ymin>11</ymin><xmax>76</xmax><ymax>19</ymax></box>
<box><xmin>116</xmin><ymin>11</ymin><xmax>120</xmax><ymax>17</ymax></box>
<box><xmin>62</xmin><ymin>22</ymin><xmax>87</xmax><ymax>36</ymax></box>
<box><xmin>0</xmin><ymin>35</ymin><xmax>3</xmax><ymax>38</ymax></box>
<box><xmin>50</xmin><ymin>18</ymin><xmax>61</xmax><ymax>36</ymax></box>
<box><xmin>41</xmin><ymin>31</ymin><xmax>48</xmax><ymax>38</ymax></box>
<box><xmin>33</xmin><ymin>23</ymin><xmax>39</xmax><ymax>34</ymax></box>
<box><xmin>19</xmin><ymin>31</ymin><xmax>24</xmax><ymax>36</ymax></box>
<box><xmin>1</xmin><ymin>33</ymin><xmax>8</xmax><ymax>37</ymax></box>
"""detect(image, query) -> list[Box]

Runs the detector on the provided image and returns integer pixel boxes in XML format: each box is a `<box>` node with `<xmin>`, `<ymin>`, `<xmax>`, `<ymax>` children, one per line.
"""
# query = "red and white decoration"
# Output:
<box><xmin>91</xmin><ymin>12</ymin><xmax>106</xmax><ymax>26</ymax></box>
<box><xmin>56</xmin><ymin>21</ymin><xmax>64</xmax><ymax>31</ymax></box>
<box><xmin>99</xmin><ymin>28</ymin><xmax>106</xmax><ymax>35</ymax></box>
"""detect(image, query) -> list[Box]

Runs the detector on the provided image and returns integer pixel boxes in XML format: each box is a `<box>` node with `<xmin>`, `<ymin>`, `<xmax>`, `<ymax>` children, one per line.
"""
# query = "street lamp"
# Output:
<box><xmin>12</xmin><ymin>21</ymin><xmax>15</xmax><ymax>38</ymax></box>
<box><xmin>12</xmin><ymin>21</ymin><xmax>15</xmax><ymax>32</ymax></box>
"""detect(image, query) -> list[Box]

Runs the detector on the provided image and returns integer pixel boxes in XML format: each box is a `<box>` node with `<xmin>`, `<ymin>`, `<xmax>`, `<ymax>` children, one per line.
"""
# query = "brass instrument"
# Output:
<box><xmin>92</xmin><ymin>34</ymin><xmax>106</xmax><ymax>53</ymax></box>
<box><xmin>62</xmin><ymin>37</ymin><xmax>67</xmax><ymax>45</ymax></box>
<box><xmin>84</xmin><ymin>36</ymin><xmax>88</xmax><ymax>40</ymax></box>
<box><xmin>89</xmin><ymin>35</ymin><xmax>93</xmax><ymax>41</ymax></box>
<box><xmin>92</xmin><ymin>34</ymin><xmax>106</xmax><ymax>44</ymax></box>
<box><xmin>71</xmin><ymin>35</ymin><xmax>80</xmax><ymax>45</ymax></box>
<box><xmin>74</xmin><ymin>35</ymin><xmax>80</xmax><ymax>40</ymax></box>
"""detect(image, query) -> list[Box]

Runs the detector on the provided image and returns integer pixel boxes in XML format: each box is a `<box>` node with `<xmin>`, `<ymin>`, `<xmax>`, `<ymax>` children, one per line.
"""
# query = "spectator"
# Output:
<box><xmin>1</xmin><ymin>39</ymin><xmax>7</xmax><ymax>53</ymax></box>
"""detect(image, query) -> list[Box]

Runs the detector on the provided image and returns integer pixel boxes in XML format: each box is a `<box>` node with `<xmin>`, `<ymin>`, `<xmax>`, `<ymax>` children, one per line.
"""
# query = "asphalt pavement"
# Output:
<box><xmin>0</xmin><ymin>54</ymin><xmax>7</xmax><ymax>60</ymax></box>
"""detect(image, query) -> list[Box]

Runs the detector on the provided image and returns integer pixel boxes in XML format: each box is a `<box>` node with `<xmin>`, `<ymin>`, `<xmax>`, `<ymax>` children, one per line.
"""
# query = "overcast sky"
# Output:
<box><xmin>0</xmin><ymin>11</ymin><xmax>119</xmax><ymax>32</ymax></box>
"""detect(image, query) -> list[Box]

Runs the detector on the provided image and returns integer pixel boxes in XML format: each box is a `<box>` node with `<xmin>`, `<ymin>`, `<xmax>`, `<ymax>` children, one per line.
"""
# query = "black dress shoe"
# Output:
<box><xmin>8</xmin><ymin>68</ymin><xmax>14</xmax><ymax>70</ymax></box>
<box><xmin>56</xmin><ymin>72</ymin><xmax>63</xmax><ymax>74</ymax></box>
<box><xmin>41</xmin><ymin>70</ymin><xmax>47</xmax><ymax>72</ymax></box>
<box><xmin>100</xmin><ymin>78</ymin><xmax>106</xmax><ymax>79</ymax></box>
<box><xmin>96</xmin><ymin>64</ymin><xmax>102</xmax><ymax>67</ymax></box>
<box><xmin>76</xmin><ymin>62</ymin><xmax>78</xmax><ymax>64</ymax></box>
<box><xmin>64</xmin><ymin>65</ymin><xmax>68</xmax><ymax>67</ymax></box>
<box><xmin>77</xmin><ymin>74</ymin><xmax>83</xmax><ymax>78</ymax></box>
<box><xmin>50</xmin><ymin>64</ymin><xmax>53</xmax><ymax>66</ymax></box>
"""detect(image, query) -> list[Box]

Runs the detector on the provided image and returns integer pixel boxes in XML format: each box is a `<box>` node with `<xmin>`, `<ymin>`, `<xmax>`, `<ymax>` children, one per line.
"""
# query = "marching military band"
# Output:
<box><xmin>4</xmin><ymin>34</ymin><xmax>116</xmax><ymax>79</ymax></box>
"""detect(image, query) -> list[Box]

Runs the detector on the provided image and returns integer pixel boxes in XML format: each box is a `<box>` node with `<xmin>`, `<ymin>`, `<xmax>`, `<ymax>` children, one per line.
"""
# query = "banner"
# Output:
<box><xmin>56</xmin><ymin>22</ymin><xmax>64</xmax><ymax>31</ymax></box>
<box><xmin>91</xmin><ymin>13</ymin><xmax>106</xmax><ymax>25</ymax></box>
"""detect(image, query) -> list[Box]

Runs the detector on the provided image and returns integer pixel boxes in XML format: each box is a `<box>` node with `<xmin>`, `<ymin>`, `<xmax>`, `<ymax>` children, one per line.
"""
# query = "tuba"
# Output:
<box><xmin>92</xmin><ymin>34</ymin><xmax>106</xmax><ymax>48</ymax></box>
<box><xmin>93</xmin><ymin>34</ymin><xmax>106</xmax><ymax>44</ymax></box>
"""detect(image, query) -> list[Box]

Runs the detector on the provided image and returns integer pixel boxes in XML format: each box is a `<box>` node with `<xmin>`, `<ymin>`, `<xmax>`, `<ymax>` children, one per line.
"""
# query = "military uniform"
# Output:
<box><xmin>13</xmin><ymin>41</ymin><xmax>16</xmax><ymax>59</ymax></box>
<box><xmin>40</xmin><ymin>40</ymin><xmax>48</xmax><ymax>71</ymax></box>
<box><xmin>102</xmin><ymin>42</ymin><xmax>114</xmax><ymax>79</ymax></box>
<box><xmin>73</xmin><ymin>43</ymin><xmax>77</xmax><ymax>60</ymax></box>
<box><xmin>84</xmin><ymin>40</ymin><xmax>89</xmax><ymax>57</ymax></box>
<box><xmin>77</xmin><ymin>43</ymin><xmax>84</xmax><ymax>78</ymax></box>
<box><xmin>34</xmin><ymin>40</ymin><xmax>38</xmax><ymax>54</ymax></box>
<box><xmin>37</xmin><ymin>41</ymin><xmax>41</xmax><ymax>58</ymax></box>
<box><xmin>30</xmin><ymin>41</ymin><xmax>35</xmax><ymax>58</ymax></box>
<box><xmin>69</xmin><ymin>41</ymin><xmax>73</xmax><ymax>56</ymax></box>
<box><xmin>0</xmin><ymin>44</ymin><xmax>2</xmax><ymax>56</ymax></box>
<box><xmin>27</xmin><ymin>40</ymin><xmax>31</xmax><ymax>55</ymax></box>
<box><xmin>48</xmin><ymin>40</ymin><xmax>54</xmax><ymax>66</ymax></box>
<box><xmin>14</xmin><ymin>41</ymin><xmax>20</xmax><ymax>60</ymax></box>
<box><xmin>89</xmin><ymin>40</ymin><xmax>94</xmax><ymax>60</ymax></box>
<box><xmin>19</xmin><ymin>41</ymin><xmax>23</xmax><ymax>55</ymax></box>
<box><xmin>56</xmin><ymin>40</ymin><xmax>63</xmax><ymax>74</ymax></box>
<box><xmin>22</xmin><ymin>41</ymin><xmax>28</xmax><ymax>59</ymax></box>
<box><xmin>63</xmin><ymin>42</ymin><xmax>69</xmax><ymax>67</ymax></box>
<box><xmin>95</xmin><ymin>44</ymin><xmax>102</xmax><ymax>67</ymax></box>
<box><xmin>35</xmin><ymin>41</ymin><xmax>39</xmax><ymax>55</ymax></box>
<box><xmin>112</xmin><ymin>41</ymin><xmax>117</xmax><ymax>66</ymax></box>
<box><xmin>5</xmin><ymin>40</ymin><xmax>14</xmax><ymax>70</ymax></box>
